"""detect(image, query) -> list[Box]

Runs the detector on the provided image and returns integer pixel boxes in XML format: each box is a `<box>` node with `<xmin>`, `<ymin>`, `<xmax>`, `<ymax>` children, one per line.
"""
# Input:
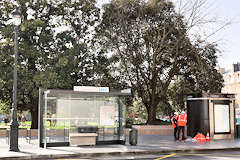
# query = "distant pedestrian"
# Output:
<box><xmin>18</xmin><ymin>115</ymin><xmax>21</xmax><ymax>122</ymax></box>
<box><xmin>171</xmin><ymin>112</ymin><xmax>179</xmax><ymax>141</ymax></box>
<box><xmin>177</xmin><ymin>111</ymin><xmax>187</xmax><ymax>141</ymax></box>
<box><xmin>51</xmin><ymin>114</ymin><xmax>56</xmax><ymax>126</ymax></box>
<box><xmin>46</xmin><ymin>113</ymin><xmax>51</xmax><ymax>126</ymax></box>
<box><xmin>21</xmin><ymin>115</ymin><xmax>26</xmax><ymax>125</ymax></box>
<box><xmin>4</xmin><ymin>116</ymin><xmax>9</xmax><ymax>126</ymax></box>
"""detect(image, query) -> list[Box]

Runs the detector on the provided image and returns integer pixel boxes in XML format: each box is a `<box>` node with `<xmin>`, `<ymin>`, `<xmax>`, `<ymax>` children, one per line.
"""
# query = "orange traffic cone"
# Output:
<box><xmin>197</xmin><ymin>133</ymin><xmax>206</xmax><ymax>143</ymax></box>
<box><xmin>206</xmin><ymin>132</ymin><xmax>210</xmax><ymax>142</ymax></box>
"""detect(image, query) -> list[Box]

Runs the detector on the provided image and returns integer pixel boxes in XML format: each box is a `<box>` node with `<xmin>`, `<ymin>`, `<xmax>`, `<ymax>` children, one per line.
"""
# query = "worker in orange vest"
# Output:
<box><xmin>177</xmin><ymin>111</ymin><xmax>187</xmax><ymax>141</ymax></box>
<box><xmin>171</xmin><ymin>112</ymin><xmax>179</xmax><ymax>141</ymax></box>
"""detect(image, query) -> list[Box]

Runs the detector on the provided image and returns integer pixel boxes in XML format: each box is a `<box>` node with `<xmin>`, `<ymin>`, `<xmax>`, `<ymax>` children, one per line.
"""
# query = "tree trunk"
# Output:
<box><xmin>146</xmin><ymin>85</ymin><xmax>158</xmax><ymax>124</ymax></box>
<box><xmin>146</xmin><ymin>104</ymin><xmax>157</xmax><ymax>124</ymax></box>
<box><xmin>30</xmin><ymin>107</ymin><xmax>38</xmax><ymax>129</ymax></box>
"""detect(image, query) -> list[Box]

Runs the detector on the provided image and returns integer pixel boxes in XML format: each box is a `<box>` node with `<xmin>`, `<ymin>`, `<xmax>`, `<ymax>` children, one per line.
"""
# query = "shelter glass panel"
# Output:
<box><xmin>39</xmin><ymin>89</ymin><xmax>128</xmax><ymax>147</ymax></box>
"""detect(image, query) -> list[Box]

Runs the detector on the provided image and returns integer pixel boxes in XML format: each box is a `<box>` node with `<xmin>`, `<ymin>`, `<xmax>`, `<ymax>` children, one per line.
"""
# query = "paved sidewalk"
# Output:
<box><xmin>0</xmin><ymin>135</ymin><xmax>240</xmax><ymax>159</ymax></box>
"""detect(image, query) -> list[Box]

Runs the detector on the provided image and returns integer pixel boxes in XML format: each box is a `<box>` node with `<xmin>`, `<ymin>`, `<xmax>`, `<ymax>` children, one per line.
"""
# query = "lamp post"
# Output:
<box><xmin>9</xmin><ymin>7</ymin><xmax>21</xmax><ymax>152</ymax></box>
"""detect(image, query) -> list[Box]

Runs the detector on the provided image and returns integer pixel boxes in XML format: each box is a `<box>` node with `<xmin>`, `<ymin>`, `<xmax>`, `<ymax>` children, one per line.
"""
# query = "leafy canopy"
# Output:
<box><xmin>96</xmin><ymin>0</ymin><xmax>223</xmax><ymax>123</ymax></box>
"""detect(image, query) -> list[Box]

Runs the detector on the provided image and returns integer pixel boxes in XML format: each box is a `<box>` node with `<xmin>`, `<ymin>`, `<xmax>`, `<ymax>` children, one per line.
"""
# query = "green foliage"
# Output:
<box><xmin>0</xmin><ymin>101</ymin><xmax>10</xmax><ymax>115</ymax></box>
<box><xmin>126</xmin><ymin>97</ymin><xmax>148</xmax><ymax>125</ymax></box>
<box><xmin>188</xmin><ymin>41</ymin><xmax>224</xmax><ymax>93</ymax></box>
<box><xmin>0</xmin><ymin>0</ymin><xmax>224</xmax><ymax>128</ymax></box>
<box><xmin>97</xmin><ymin>0</ymin><xmax>223</xmax><ymax>123</ymax></box>
<box><xmin>0</xmin><ymin>0</ymin><xmax>104</xmax><ymax>129</ymax></box>
<box><xmin>162</xmin><ymin>77</ymin><xmax>193</xmax><ymax>115</ymax></box>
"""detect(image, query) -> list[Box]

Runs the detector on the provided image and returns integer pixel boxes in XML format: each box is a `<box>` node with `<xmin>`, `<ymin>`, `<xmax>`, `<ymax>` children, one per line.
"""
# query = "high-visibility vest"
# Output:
<box><xmin>194</xmin><ymin>133</ymin><xmax>206</xmax><ymax>143</ymax></box>
<box><xmin>171</xmin><ymin>115</ymin><xmax>178</xmax><ymax>128</ymax></box>
<box><xmin>192</xmin><ymin>134</ymin><xmax>199</xmax><ymax>142</ymax></box>
<box><xmin>177</xmin><ymin>114</ymin><xmax>187</xmax><ymax>126</ymax></box>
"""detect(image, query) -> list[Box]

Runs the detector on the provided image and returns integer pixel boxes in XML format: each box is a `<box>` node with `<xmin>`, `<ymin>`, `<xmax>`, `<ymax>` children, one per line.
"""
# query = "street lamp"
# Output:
<box><xmin>9</xmin><ymin>7</ymin><xmax>21</xmax><ymax>152</ymax></box>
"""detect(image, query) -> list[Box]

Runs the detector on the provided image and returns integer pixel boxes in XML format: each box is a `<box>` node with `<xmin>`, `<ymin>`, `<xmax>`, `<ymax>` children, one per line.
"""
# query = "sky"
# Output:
<box><xmin>98</xmin><ymin>0</ymin><xmax>240</xmax><ymax>70</ymax></box>
<box><xmin>208</xmin><ymin>0</ymin><xmax>240</xmax><ymax>70</ymax></box>
<box><xmin>172</xmin><ymin>0</ymin><xmax>240</xmax><ymax>70</ymax></box>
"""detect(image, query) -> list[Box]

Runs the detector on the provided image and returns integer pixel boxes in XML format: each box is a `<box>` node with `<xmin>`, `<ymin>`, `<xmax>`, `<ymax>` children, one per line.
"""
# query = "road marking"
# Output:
<box><xmin>178</xmin><ymin>152</ymin><xmax>240</xmax><ymax>157</ymax></box>
<box><xmin>154</xmin><ymin>153</ymin><xmax>176</xmax><ymax>160</ymax></box>
<box><xmin>57</xmin><ymin>159</ymin><xmax>90</xmax><ymax>160</ymax></box>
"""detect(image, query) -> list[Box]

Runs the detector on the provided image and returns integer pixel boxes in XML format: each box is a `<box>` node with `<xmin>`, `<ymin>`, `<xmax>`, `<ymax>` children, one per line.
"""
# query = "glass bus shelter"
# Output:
<box><xmin>38</xmin><ymin>89</ymin><xmax>130</xmax><ymax>147</ymax></box>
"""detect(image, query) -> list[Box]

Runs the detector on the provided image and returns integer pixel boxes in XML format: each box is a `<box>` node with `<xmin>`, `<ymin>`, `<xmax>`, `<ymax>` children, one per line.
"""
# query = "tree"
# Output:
<box><xmin>126</xmin><ymin>96</ymin><xmax>148</xmax><ymax>126</ymax></box>
<box><xmin>96</xmin><ymin>0</ymin><xmax>223</xmax><ymax>124</ymax></box>
<box><xmin>0</xmin><ymin>101</ymin><xmax>10</xmax><ymax>115</ymax></box>
<box><xmin>167</xmin><ymin>40</ymin><xmax>223</xmax><ymax>114</ymax></box>
<box><xmin>0</xmin><ymin>0</ymin><xmax>101</xmax><ymax>128</ymax></box>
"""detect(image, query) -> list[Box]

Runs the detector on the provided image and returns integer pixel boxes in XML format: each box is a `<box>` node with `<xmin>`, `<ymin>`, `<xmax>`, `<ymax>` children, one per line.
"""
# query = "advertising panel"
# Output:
<box><xmin>100</xmin><ymin>106</ymin><xmax>115</xmax><ymax>126</ymax></box>
<box><xmin>214</xmin><ymin>104</ymin><xmax>230</xmax><ymax>133</ymax></box>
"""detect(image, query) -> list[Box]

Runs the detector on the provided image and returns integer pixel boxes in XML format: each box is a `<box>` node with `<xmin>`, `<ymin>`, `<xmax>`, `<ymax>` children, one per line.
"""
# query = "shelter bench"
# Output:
<box><xmin>69</xmin><ymin>133</ymin><xmax>98</xmax><ymax>146</ymax></box>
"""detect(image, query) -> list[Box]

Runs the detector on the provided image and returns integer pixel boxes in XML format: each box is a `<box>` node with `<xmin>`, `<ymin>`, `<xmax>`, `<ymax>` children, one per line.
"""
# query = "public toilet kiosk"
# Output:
<box><xmin>187</xmin><ymin>93</ymin><xmax>235</xmax><ymax>139</ymax></box>
<box><xmin>38</xmin><ymin>87</ymin><xmax>131</xmax><ymax>147</ymax></box>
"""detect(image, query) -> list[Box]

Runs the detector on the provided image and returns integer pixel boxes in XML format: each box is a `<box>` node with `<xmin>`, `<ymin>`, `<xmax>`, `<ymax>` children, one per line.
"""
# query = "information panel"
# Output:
<box><xmin>214</xmin><ymin>104</ymin><xmax>230</xmax><ymax>133</ymax></box>
<box><xmin>100</xmin><ymin>106</ymin><xmax>115</xmax><ymax>126</ymax></box>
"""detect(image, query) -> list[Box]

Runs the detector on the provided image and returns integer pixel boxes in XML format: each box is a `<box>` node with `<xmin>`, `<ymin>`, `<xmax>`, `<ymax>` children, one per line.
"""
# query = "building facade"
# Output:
<box><xmin>220</xmin><ymin>63</ymin><xmax>240</xmax><ymax>123</ymax></box>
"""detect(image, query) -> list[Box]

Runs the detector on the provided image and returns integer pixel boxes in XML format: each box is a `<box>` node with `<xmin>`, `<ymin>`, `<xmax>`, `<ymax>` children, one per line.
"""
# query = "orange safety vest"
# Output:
<box><xmin>193</xmin><ymin>133</ymin><xmax>206</xmax><ymax>143</ymax></box>
<box><xmin>177</xmin><ymin>114</ymin><xmax>187</xmax><ymax>126</ymax></box>
<box><xmin>171</xmin><ymin>115</ymin><xmax>178</xmax><ymax>128</ymax></box>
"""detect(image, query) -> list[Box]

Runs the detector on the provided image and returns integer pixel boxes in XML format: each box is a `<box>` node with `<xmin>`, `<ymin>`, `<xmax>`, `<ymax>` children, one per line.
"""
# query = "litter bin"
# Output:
<box><xmin>129</xmin><ymin>128</ymin><xmax>138</xmax><ymax>145</ymax></box>
<box><xmin>77</xmin><ymin>126</ymin><xmax>98</xmax><ymax>133</ymax></box>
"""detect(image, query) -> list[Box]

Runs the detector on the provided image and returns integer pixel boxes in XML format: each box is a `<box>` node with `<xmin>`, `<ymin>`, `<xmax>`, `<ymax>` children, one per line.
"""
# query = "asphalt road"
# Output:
<box><xmin>53</xmin><ymin>151</ymin><xmax>240</xmax><ymax>160</ymax></box>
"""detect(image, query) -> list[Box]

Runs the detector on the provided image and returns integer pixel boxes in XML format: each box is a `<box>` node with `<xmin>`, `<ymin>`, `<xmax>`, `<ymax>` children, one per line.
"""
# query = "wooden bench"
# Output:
<box><xmin>69</xmin><ymin>133</ymin><xmax>98</xmax><ymax>146</ymax></box>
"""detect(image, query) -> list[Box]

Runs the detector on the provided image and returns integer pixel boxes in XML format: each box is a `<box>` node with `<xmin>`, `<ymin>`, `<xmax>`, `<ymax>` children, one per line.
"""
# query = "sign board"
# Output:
<box><xmin>214</xmin><ymin>104</ymin><xmax>230</xmax><ymax>133</ymax></box>
<box><xmin>73</xmin><ymin>86</ymin><xmax>109</xmax><ymax>93</ymax></box>
<box><xmin>121</xmin><ymin>88</ymin><xmax>131</xmax><ymax>93</ymax></box>
<box><xmin>100</xmin><ymin>106</ymin><xmax>115</xmax><ymax>126</ymax></box>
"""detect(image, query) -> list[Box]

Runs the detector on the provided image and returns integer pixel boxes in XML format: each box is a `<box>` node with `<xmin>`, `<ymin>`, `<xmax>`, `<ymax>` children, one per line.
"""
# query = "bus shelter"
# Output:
<box><xmin>38</xmin><ymin>88</ymin><xmax>130</xmax><ymax>147</ymax></box>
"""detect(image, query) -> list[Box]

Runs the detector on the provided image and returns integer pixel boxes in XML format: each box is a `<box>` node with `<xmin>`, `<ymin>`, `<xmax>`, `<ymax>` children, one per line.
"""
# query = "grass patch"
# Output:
<box><xmin>0</xmin><ymin>121</ymin><xmax>31</xmax><ymax>129</ymax></box>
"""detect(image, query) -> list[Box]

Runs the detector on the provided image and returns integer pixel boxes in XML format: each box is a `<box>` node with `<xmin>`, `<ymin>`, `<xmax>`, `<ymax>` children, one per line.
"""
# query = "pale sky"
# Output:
<box><xmin>98</xmin><ymin>0</ymin><xmax>240</xmax><ymax>70</ymax></box>
<box><xmin>211</xmin><ymin>0</ymin><xmax>240</xmax><ymax>70</ymax></box>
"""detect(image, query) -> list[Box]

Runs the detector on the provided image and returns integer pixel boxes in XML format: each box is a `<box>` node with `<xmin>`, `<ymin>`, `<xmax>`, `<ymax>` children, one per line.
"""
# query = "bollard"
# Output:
<box><xmin>129</xmin><ymin>128</ymin><xmax>138</xmax><ymax>145</ymax></box>
<box><xmin>6</xmin><ymin>128</ymin><xmax>10</xmax><ymax>144</ymax></box>
<box><xmin>26</xmin><ymin>128</ymin><xmax>31</xmax><ymax>143</ymax></box>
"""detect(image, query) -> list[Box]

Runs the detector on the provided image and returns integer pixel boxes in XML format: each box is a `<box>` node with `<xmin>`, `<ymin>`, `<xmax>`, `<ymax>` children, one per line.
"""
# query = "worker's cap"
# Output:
<box><xmin>174</xmin><ymin>112</ymin><xmax>178</xmax><ymax>115</ymax></box>
<box><xmin>181</xmin><ymin>111</ymin><xmax>185</xmax><ymax>114</ymax></box>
